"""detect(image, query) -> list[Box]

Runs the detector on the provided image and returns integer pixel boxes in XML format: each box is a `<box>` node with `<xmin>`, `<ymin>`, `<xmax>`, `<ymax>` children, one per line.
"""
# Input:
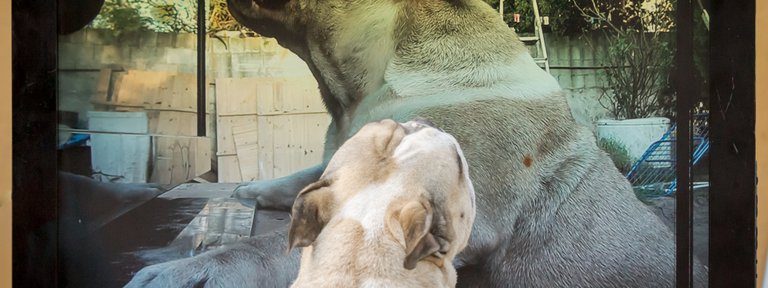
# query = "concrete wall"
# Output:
<box><xmin>207</xmin><ymin>31</ymin><xmax>312</xmax><ymax>79</ymax></box>
<box><xmin>58</xmin><ymin>29</ymin><xmax>201</xmax><ymax>127</ymax></box>
<box><xmin>58</xmin><ymin>29</ymin><xmax>620</xmax><ymax>128</ymax></box>
<box><xmin>58</xmin><ymin>29</ymin><xmax>313</xmax><ymax>128</ymax></box>
<box><xmin>543</xmin><ymin>32</ymin><xmax>613</xmax><ymax>128</ymax></box>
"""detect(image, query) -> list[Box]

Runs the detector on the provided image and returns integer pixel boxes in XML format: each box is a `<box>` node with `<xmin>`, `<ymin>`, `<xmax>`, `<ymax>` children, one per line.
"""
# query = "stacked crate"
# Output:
<box><xmin>215</xmin><ymin>77</ymin><xmax>330</xmax><ymax>183</ymax></box>
<box><xmin>86</xmin><ymin>69</ymin><xmax>213</xmax><ymax>185</ymax></box>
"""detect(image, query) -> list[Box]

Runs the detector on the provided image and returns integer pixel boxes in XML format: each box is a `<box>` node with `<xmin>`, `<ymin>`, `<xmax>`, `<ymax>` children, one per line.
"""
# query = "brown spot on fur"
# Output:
<box><xmin>523</xmin><ymin>155</ymin><xmax>533</xmax><ymax>167</ymax></box>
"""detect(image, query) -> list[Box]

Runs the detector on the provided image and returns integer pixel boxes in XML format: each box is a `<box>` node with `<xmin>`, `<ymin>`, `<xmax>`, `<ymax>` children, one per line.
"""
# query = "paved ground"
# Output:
<box><xmin>87</xmin><ymin>183</ymin><xmax>710</xmax><ymax>286</ymax></box>
<box><xmin>645</xmin><ymin>187</ymin><xmax>710</xmax><ymax>270</ymax></box>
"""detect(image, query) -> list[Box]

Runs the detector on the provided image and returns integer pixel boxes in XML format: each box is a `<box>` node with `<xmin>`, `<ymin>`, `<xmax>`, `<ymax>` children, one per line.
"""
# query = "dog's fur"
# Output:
<box><xmin>126</xmin><ymin>0</ymin><xmax>707</xmax><ymax>287</ymax></box>
<box><xmin>288</xmin><ymin>120</ymin><xmax>476</xmax><ymax>288</ymax></box>
<box><xmin>57</xmin><ymin>172</ymin><xmax>163</xmax><ymax>287</ymax></box>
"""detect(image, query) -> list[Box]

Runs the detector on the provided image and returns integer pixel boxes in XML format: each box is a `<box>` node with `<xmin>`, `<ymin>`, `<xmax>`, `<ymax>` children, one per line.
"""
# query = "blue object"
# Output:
<box><xmin>625</xmin><ymin>113</ymin><xmax>709</xmax><ymax>196</ymax></box>
<box><xmin>58</xmin><ymin>133</ymin><xmax>91</xmax><ymax>149</ymax></box>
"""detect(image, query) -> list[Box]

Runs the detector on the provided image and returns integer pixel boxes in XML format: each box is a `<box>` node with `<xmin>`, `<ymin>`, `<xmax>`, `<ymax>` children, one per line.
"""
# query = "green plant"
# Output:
<box><xmin>90</xmin><ymin>0</ymin><xmax>199</xmax><ymax>35</ymax></box>
<box><xmin>149</xmin><ymin>1</ymin><xmax>198</xmax><ymax>33</ymax></box>
<box><xmin>90</xmin><ymin>0</ymin><xmax>153</xmax><ymax>37</ymax></box>
<box><xmin>633</xmin><ymin>185</ymin><xmax>668</xmax><ymax>203</ymax></box>
<box><xmin>209</xmin><ymin>0</ymin><xmax>249</xmax><ymax>34</ymax></box>
<box><xmin>482</xmin><ymin>0</ymin><xmax>630</xmax><ymax>36</ymax></box>
<box><xmin>597</xmin><ymin>138</ymin><xmax>633</xmax><ymax>174</ymax></box>
<box><xmin>575</xmin><ymin>0</ymin><xmax>676</xmax><ymax>120</ymax></box>
<box><xmin>90</xmin><ymin>0</ymin><xmax>254</xmax><ymax>37</ymax></box>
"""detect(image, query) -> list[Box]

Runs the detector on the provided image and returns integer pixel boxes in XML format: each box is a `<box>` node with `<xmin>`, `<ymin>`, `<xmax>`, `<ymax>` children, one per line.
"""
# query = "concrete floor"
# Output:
<box><xmin>99</xmin><ymin>183</ymin><xmax>710</xmax><ymax>286</ymax></box>
<box><xmin>81</xmin><ymin>184</ymin><xmax>291</xmax><ymax>286</ymax></box>
<box><xmin>645</xmin><ymin>187</ymin><xmax>710</xmax><ymax>270</ymax></box>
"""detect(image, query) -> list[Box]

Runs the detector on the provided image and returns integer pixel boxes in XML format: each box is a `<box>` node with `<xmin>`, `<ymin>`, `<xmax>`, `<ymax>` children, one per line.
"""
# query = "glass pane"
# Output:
<box><xmin>493</xmin><ymin>0</ymin><xmax>694</xmax><ymax>285</ymax></box>
<box><xmin>57</xmin><ymin>0</ymin><xmax>203</xmax><ymax>286</ymax></box>
<box><xmin>55</xmin><ymin>0</ymin><xmax>711</xmax><ymax>286</ymax></box>
<box><xmin>691</xmin><ymin>0</ymin><xmax>712</xmax><ymax>282</ymax></box>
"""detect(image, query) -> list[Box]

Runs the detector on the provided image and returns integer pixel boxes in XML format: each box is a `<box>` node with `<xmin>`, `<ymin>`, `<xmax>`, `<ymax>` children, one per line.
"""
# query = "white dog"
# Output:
<box><xmin>289</xmin><ymin>120</ymin><xmax>476</xmax><ymax>288</ymax></box>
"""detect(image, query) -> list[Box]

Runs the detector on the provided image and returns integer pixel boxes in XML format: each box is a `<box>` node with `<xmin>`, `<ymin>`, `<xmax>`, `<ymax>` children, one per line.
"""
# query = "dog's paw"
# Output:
<box><xmin>233</xmin><ymin>179</ymin><xmax>293</xmax><ymax>210</ymax></box>
<box><xmin>125</xmin><ymin>238</ymin><xmax>297</xmax><ymax>288</ymax></box>
<box><xmin>124</xmin><ymin>258</ymin><xmax>211</xmax><ymax>288</ymax></box>
<box><xmin>111</xmin><ymin>182</ymin><xmax>165</xmax><ymax>203</ymax></box>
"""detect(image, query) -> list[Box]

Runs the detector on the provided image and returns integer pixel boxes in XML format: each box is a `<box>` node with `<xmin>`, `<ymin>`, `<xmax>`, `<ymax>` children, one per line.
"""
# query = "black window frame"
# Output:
<box><xmin>10</xmin><ymin>0</ymin><xmax>757</xmax><ymax>287</ymax></box>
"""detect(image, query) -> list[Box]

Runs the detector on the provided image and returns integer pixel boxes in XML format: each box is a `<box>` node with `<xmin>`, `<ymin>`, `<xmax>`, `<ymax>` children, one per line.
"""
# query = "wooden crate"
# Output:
<box><xmin>217</xmin><ymin>154</ymin><xmax>242</xmax><ymax>183</ymax></box>
<box><xmin>150</xmin><ymin>136</ymin><xmax>212</xmax><ymax>186</ymax></box>
<box><xmin>254</xmin><ymin>114</ymin><xmax>329</xmax><ymax>179</ymax></box>
<box><xmin>232</xmin><ymin>125</ymin><xmax>260</xmax><ymax>181</ymax></box>
<box><xmin>215</xmin><ymin>77</ymin><xmax>325</xmax><ymax>116</ymax></box>
<box><xmin>85</xmin><ymin>70</ymin><xmax>216</xmax><ymax>185</ymax></box>
<box><xmin>216</xmin><ymin>115</ymin><xmax>258</xmax><ymax>155</ymax></box>
<box><xmin>215</xmin><ymin>78</ymin><xmax>261</xmax><ymax>116</ymax></box>
<box><xmin>88</xmin><ymin>111</ymin><xmax>151</xmax><ymax>183</ymax></box>
<box><xmin>114</xmin><ymin>71</ymin><xmax>174</xmax><ymax>108</ymax></box>
<box><xmin>214</xmin><ymin>77</ymin><xmax>330</xmax><ymax>183</ymax></box>
<box><xmin>93</xmin><ymin>70</ymin><xmax>206</xmax><ymax>114</ymax></box>
<box><xmin>257</xmin><ymin>78</ymin><xmax>325</xmax><ymax>115</ymax></box>
<box><xmin>91</xmin><ymin>134</ymin><xmax>151</xmax><ymax>183</ymax></box>
<box><xmin>147</xmin><ymin>110</ymin><xmax>214</xmax><ymax>137</ymax></box>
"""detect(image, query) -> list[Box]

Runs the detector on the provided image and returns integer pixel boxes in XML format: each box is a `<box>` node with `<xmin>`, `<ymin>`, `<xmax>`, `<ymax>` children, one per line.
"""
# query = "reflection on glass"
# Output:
<box><xmin>55</xmin><ymin>0</ymin><xmax>711</xmax><ymax>286</ymax></box>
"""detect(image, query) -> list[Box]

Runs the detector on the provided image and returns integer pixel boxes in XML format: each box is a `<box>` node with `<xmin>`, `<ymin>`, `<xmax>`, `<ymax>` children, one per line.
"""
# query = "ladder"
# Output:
<box><xmin>499</xmin><ymin>0</ymin><xmax>551</xmax><ymax>72</ymax></box>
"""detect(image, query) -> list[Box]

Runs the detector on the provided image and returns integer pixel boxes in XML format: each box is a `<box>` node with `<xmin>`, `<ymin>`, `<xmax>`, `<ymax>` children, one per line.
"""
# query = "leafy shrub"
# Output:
<box><xmin>91</xmin><ymin>0</ymin><xmax>198</xmax><ymax>34</ymax></box>
<box><xmin>597</xmin><ymin>138</ymin><xmax>633</xmax><ymax>174</ymax></box>
<box><xmin>576</xmin><ymin>0</ymin><xmax>676</xmax><ymax>120</ymax></box>
<box><xmin>482</xmin><ymin>0</ymin><xmax>635</xmax><ymax>36</ymax></box>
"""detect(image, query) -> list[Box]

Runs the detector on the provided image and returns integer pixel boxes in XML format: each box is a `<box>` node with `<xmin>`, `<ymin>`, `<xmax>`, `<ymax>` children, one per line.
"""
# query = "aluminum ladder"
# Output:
<box><xmin>499</xmin><ymin>0</ymin><xmax>551</xmax><ymax>72</ymax></box>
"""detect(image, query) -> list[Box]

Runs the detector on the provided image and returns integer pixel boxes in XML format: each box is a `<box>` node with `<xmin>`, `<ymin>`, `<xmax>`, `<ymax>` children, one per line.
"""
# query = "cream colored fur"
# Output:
<box><xmin>289</xmin><ymin>120</ymin><xmax>476</xmax><ymax>288</ymax></box>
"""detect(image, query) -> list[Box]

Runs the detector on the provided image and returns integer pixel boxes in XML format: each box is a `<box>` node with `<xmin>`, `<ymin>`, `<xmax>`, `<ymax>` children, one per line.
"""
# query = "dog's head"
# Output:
<box><xmin>227</xmin><ymin>0</ymin><xmax>395</xmax><ymax>62</ymax></box>
<box><xmin>227</xmin><ymin>0</ymin><xmax>522</xmax><ymax>118</ymax></box>
<box><xmin>226</xmin><ymin>0</ymin><xmax>501</xmax><ymax>64</ymax></box>
<box><xmin>226</xmin><ymin>0</ymin><xmax>411</xmax><ymax>110</ymax></box>
<box><xmin>288</xmin><ymin>119</ymin><xmax>476</xmax><ymax>271</ymax></box>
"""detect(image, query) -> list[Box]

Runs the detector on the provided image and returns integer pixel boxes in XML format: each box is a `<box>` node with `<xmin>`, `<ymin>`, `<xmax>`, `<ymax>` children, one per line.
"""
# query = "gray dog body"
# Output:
<box><xmin>126</xmin><ymin>0</ymin><xmax>706</xmax><ymax>287</ymax></box>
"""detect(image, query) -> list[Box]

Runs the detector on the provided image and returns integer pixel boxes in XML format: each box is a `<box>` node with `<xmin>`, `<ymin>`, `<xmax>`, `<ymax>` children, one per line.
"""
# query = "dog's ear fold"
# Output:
<box><xmin>288</xmin><ymin>179</ymin><xmax>333</xmax><ymax>251</ymax></box>
<box><xmin>389</xmin><ymin>200</ymin><xmax>441</xmax><ymax>270</ymax></box>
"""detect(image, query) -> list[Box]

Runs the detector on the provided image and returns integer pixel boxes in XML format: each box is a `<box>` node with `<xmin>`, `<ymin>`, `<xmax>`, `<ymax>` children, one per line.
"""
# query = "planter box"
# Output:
<box><xmin>88</xmin><ymin>111</ymin><xmax>150</xmax><ymax>183</ymax></box>
<box><xmin>596</xmin><ymin>117</ymin><xmax>671</xmax><ymax>162</ymax></box>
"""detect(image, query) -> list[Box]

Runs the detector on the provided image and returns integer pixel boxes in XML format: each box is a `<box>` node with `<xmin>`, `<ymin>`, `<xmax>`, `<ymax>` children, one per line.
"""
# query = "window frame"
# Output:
<box><xmin>9</xmin><ymin>1</ymin><xmax>758</xmax><ymax>287</ymax></box>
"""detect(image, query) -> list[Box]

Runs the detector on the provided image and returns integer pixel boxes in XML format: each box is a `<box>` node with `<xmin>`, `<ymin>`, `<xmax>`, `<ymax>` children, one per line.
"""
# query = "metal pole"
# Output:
<box><xmin>197</xmin><ymin>0</ymin><xmax>207</xmax><ymax>137</ymax></box>
<box><xmin>674</xmin><ymin>0</ymin><xmax>693</xmax><ymax>286</ymax></box>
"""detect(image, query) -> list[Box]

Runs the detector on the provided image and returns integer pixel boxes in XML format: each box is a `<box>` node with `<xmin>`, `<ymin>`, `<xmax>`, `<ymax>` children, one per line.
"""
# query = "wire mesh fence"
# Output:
<box><xmin>626</xmin><ymin>113</ymin><xmax>709</xmax><ymax>198</ymax></box>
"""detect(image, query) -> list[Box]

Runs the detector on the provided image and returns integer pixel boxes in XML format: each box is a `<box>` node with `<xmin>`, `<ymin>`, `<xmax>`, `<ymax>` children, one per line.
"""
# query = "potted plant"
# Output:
<box><xmin>576</xmin><ymin>0</ymin><xmax>676</xmax><ymax>163</ymax></box>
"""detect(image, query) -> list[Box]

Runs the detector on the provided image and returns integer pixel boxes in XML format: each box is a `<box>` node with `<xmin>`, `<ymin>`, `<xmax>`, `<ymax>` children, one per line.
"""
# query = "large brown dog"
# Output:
<box><xmin>289</xmin><ymin>119</ymin><xmax>476</xmax><ymax>288</ymax></box>
<box><xmin>127</xmin><ymin>0</ymin><xmax>707</xmax><ymax>287</ymax></box>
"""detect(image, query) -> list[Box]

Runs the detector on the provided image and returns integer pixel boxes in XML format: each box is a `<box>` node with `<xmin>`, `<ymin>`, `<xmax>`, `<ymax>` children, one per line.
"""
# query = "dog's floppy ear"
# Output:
<box><xmin>288</xmin><ymin>179</ymin><xmax>333</xmax><ymax>251</ymax></box>
<box><xmin>389</xmin><ymin>200</ymin><xmax>442</xmax><ymax>270</ymax></box>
